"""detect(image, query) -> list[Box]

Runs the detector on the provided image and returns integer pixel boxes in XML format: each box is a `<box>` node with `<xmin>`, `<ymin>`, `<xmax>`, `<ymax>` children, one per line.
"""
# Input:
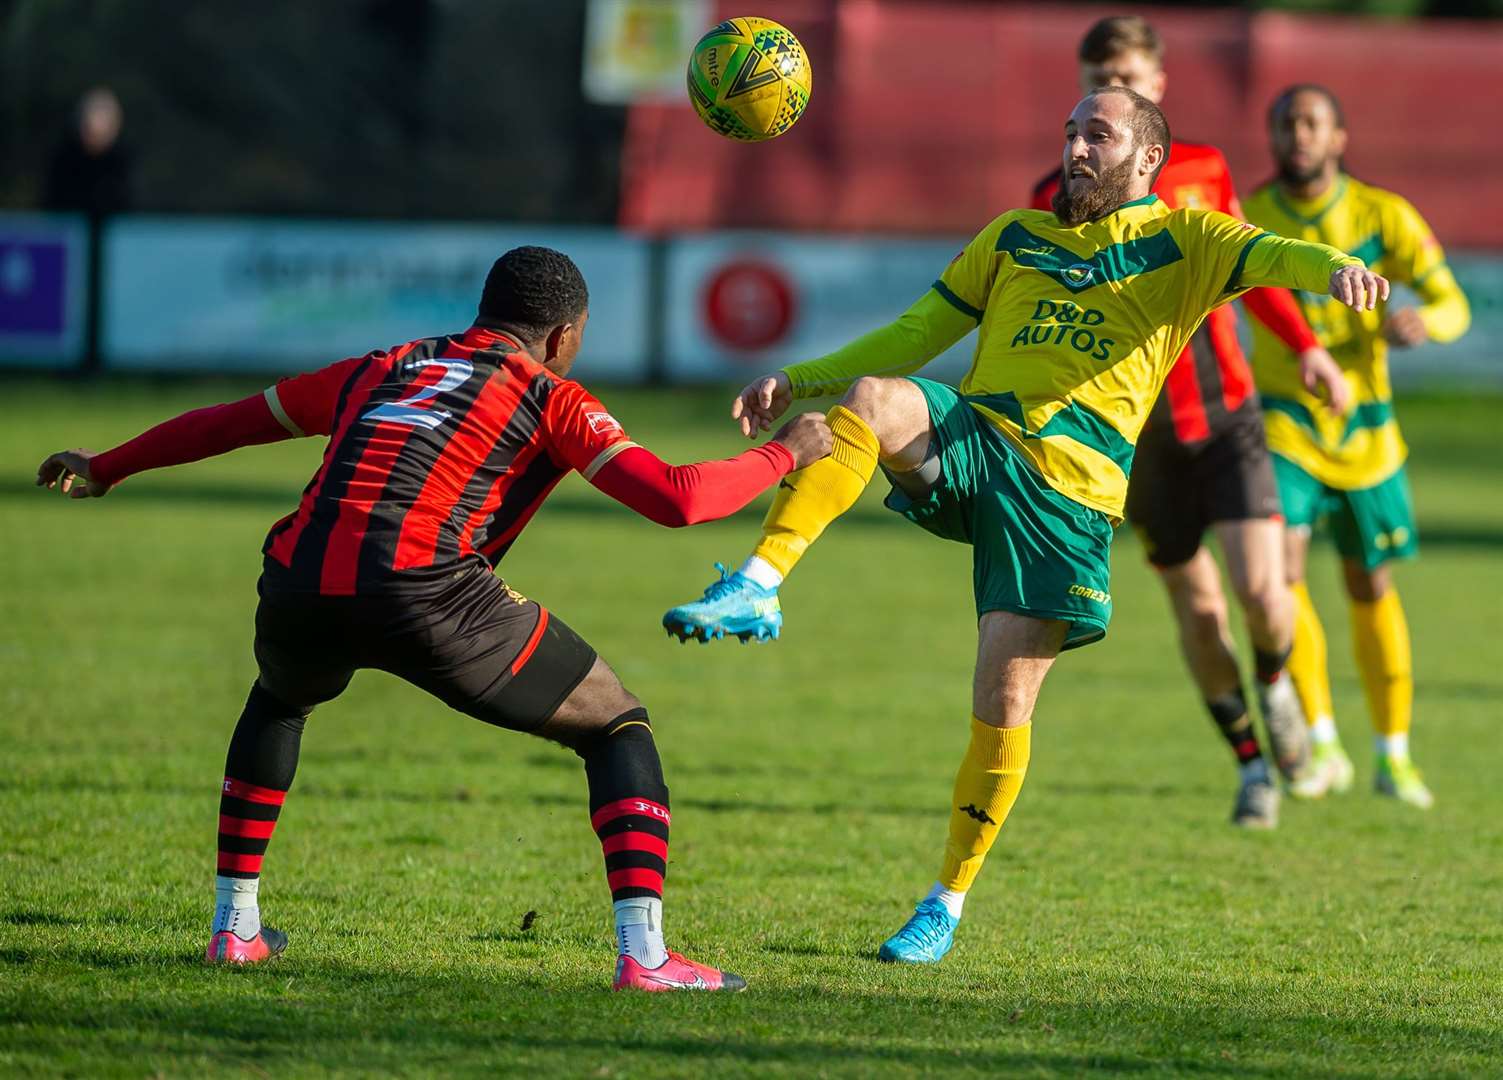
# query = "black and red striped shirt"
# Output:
<box><xmin>259</xmin><ymin>326</ymin><xmax>637</xmax><ymax>594</ymax></box>
<box><xmin>1031</xmin><ymin>141</ymin><xmax>1320</xmax><ymax>445</ymax></box>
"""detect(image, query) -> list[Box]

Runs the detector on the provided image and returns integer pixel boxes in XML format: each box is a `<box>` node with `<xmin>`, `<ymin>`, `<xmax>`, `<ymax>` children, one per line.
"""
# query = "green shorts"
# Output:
<box><xmin>884</xmin><ymin>378</ymin><xmax>1115</xmax><ymax>649</ymax></box>
<box><xmin>1271</xmin><ymin>454</ymin><xmax>1419</xmax><ymax>570</ymax></box>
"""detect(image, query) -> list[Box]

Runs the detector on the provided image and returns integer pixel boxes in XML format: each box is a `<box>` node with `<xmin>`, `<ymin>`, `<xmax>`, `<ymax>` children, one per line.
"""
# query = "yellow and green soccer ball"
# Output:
<box><xmin>686</xmin><ymin>17</ymin><xmax>812</xmax><ymax>141</ymax></box>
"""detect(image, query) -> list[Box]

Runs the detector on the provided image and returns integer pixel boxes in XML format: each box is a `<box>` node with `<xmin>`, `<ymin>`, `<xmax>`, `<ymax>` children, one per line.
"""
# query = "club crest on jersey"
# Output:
<box><xmin>586</xmin><ymin>412</ymin><xmax>622</xmax><ymax>435</ymax></box>
<box><xmin>1062</xmin><ymin>263</ymin><xmax>1095</xmax><ymax>287</ymax></box>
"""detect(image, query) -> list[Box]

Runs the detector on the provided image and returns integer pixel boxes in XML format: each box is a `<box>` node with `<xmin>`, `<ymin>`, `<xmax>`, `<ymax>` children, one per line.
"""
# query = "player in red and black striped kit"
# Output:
<box><xmin>36</xmin><ymin>246</ymin><xmax>832</xmax><ymax>991</ymax></box>
<box><xmin>1030</xmin><ymin>18</ymin><xmax>1353</xmax><ymax>827</ymax></box>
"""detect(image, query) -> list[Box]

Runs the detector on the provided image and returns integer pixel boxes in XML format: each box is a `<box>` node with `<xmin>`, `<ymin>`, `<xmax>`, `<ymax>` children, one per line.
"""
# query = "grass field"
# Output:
<box><xmin>3</xmin><ymin>378</ymin><xmax>1501</xmax><ymax>1078</ymax></box>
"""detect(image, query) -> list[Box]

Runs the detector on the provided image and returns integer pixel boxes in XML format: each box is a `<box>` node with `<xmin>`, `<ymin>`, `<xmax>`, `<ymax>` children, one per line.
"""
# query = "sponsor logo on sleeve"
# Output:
<box><xmin>586</xmin><ymin>411</ymin><xmax>623</xmax><ymax>435</ymax></box>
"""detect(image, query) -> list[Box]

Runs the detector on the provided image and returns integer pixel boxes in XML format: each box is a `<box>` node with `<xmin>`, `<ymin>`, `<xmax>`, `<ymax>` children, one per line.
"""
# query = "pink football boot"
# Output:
<box><xmin>204</xmin><ymin>926</ymin><xmax>288</xmax><ymax>965</ymax></box>
<box><xmin>613</xmin><ymin>950</ymin><xmax>747</xmax><ymax>992</ymax></box>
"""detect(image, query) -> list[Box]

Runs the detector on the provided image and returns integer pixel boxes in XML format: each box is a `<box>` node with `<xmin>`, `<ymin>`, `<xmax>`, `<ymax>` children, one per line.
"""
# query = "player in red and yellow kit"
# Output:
<box><xmin>1031</xmin><ymin>18</ymin><xmax>1349</xmax><ymax>827</ymax></box>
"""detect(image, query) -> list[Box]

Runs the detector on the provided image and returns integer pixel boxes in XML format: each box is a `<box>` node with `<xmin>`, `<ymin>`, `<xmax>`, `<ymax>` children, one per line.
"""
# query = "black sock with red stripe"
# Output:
<box><xmin>1206</xmin><ymin>687</ymin><xmax>1264</xmax><ymax>768</ymax></box>
<box><xmin>214</xmin><ymin>682</ymin><xmax>308</xmax><ymax>939</ymax></box>
<box><xmin>579</xmin><ymin>709</ymin><xmax>670</xmax><ymax>965</ymax></box>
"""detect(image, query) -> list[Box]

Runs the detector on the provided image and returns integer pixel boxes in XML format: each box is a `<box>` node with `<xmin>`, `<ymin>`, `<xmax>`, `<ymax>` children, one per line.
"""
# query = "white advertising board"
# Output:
<box><xmin>102</xmin><ymin>218</ymin><xmax>650</xmax><ymax>378</ymax></box>
<box><xmin>662</xmin><ymin>232</ymin><xmax>976</xmax><ymax>385</ymax></box>
<box><xmin>0</xmin><ymin>212</ymin><xmax>87</xmax><ymax>367</ymax></box>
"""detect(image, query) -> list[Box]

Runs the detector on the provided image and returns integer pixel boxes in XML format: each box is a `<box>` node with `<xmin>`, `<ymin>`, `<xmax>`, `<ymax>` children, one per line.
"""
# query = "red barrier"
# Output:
<box><xmin>621</xmin><ymin>2</ymin><xmax>1503</xmax><ymax>244</ymax></box>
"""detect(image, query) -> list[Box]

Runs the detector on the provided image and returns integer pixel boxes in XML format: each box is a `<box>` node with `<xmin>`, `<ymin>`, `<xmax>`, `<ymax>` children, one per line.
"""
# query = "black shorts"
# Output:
<box><xmin>1125</xmin><ymin>405</ymin><xmax>1283</xmax><ymax>569</ymax></box>
<box><xmin>253</xmin><ymin>563</ymin><xmax>597</xmax><ymax>732</ymax></box>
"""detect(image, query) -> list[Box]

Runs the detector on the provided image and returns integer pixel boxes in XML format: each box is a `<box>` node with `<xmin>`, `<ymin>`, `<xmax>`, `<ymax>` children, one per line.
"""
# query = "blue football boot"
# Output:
<box><xmin>663</xmin><ymin>563</ymin><xmax>782</xmax><ymax>644</ymax></box>
<box><xmin>878</xmin><ymin>899</ymin><xmax>958</xmax><ymax>964</ymax></box>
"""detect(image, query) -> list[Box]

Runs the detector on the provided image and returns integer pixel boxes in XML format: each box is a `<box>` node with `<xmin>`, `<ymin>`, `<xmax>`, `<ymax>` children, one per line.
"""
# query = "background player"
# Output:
<box><xmin>35</xmin><ymin>246</ymin><xmax>832</xmax><ymax>991</ymax></box>
<box><xmin>662</xmin><ymin>88</ymin><xmax>1386</xmax><ymax>964</ymax></box>
<box><xmin>1244</xmin><ymin>86</ymin><xmax>1471</xmax><ymax>808</ymax></box>
<box><xmin>1030</xmin><ymin>16</ymin><xmax>1350</xmax><ymax>828</ymax></box>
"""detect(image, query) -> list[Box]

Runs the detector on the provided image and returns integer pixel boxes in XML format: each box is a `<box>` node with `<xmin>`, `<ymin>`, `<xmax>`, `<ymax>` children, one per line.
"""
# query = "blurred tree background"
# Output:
<box><xmin>2</xmin><ymin>0</ymin><xmax>1496</xmax><ymax>222</ymax></box>
<box><xmin>0</xmin><ymin>0</ymin><xmax>628</xmax><ymax>221</ymax></box>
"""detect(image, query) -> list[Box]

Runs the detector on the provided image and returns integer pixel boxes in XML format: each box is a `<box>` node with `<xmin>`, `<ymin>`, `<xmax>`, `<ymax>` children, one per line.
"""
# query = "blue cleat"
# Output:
<box><xmin>663</xmin><ymin>563</ymin><xmax>782</xmax><ymax>644</ymax></box>
<box><xmin>878</xmin><ymin>899</ymin><xmax>957</xmax><ymax>964</ymax></box>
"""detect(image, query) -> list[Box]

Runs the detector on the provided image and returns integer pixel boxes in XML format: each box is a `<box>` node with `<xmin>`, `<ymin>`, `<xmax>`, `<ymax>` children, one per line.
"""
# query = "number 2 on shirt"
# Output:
<box><xmin>362</xmin><ymin>357</ymin><xmax>475</xmax><ymax>430</ymax></box>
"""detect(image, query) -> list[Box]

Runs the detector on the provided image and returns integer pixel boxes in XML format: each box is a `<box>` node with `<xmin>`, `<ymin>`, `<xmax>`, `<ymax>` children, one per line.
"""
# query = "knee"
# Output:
<box><xmin>247</xmin><ymin>680</ymin><xmax>312</xmax><ymax>731</ymax></box>
<box><xmin>842</xmin><ymin>376</ymin><xmax>894</xmax><ymax>422</ymax></box>
<box><xmin>570</xmin><ymin>706</ymin><xmax>651</xmax><ymax>757</ymax></box>
<box><xmin>1234</xmin><ymin>581</ymin><xmax>1285</xmax><ymax>626</ymax></box>
<box><xmin>1164</xmin><ymin>577</ymin><xmax>1227</xmax><ymax>636</ymax></box>
<box><xmin>977</xmin><ymin>685</ymin><xmax>1037</xmax><ymax>728</ymax></box>
<box><xmin>1343</xmin><ymin>562</ymin><xmax>1388</xmax><ymax>602</ymax></box>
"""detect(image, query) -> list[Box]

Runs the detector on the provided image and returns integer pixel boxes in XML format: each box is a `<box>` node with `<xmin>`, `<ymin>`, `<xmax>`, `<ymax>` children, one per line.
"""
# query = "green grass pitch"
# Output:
<box><xmin>3</xmin><ymin>377</ymin><xmax>1501</xmax><ymax>1077</ymax></box>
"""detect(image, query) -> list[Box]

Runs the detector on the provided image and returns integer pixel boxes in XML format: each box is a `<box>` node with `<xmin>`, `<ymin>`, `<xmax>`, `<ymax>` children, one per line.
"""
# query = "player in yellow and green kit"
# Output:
<box><xmin>1244</xmin><ymin>85</ymin><xmax>1470</xmax><ymax>809</ymax></box>
<box><xmin>662</xmin><ymin>87</ymin><xmax>1388</xmax><ymax>964</ymax></box>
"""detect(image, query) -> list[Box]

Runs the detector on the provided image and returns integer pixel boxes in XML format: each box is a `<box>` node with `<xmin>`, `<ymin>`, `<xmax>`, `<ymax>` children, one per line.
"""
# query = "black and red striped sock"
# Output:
<box><xmin>1206</xmin><ymin>687</ymin><xmax>1263</xmax><ymax>768</ymax></box>
<box><xmin>214</xmin><ymin>683</ymin><xmax>308</xmax><ymax>938</ymax></box>
<box><xmin>580</xmin><ymin>710</ymin><xmax>670</xmax><ymax>965</ymax></box>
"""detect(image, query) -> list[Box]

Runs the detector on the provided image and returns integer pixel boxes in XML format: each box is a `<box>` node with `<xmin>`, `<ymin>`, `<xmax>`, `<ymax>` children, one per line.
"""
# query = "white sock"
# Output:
<box><xmin>1239</xmin><ymin>756</ymin><xmax>1271</xmax><ymax>784</ymax></box>
<box><xmin>1310</xmin><ymin>715</ymin><xmax>1339</xmax><ymax>746</ymax></box>
<box><xmin>1376</xmin><ymin>732</ymin><xmax>1409</xmax><ymax>759</ymax></box>
<box><xmin>923</xmin><ymin>881</ymin><xmax>965</xmax><ymax>920</ymax></box>
<box><xmin>614</xmin><ymin>897</ymin><xmax>667</xmax><ymax>968</ymax></box>
<box><xmin>738</xmin><ymin>555</ymin><xmax>783</xmax><ymax>590</ymax></box>
<box><xmin>213</xmin><ymin>875</ymin><xmax>261</xmax><ymax>939</ymax></box>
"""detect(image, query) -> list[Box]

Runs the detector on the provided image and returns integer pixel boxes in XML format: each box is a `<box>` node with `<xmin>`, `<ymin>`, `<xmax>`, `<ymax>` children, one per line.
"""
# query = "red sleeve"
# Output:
<box><xmin>1241</xmin><ymin>287</ymin><xmax>1321</xmax><ymax>353</ymax></box>
<box><xmin>540</xmin><ymin>379</ymin><xmax>639</xmax><ymax>478</ymax></box>
<box><xmin>588</xmin><ymin>444</ymin><xmax>796</xmax><ymax>528</ymax></box>
<box><xmin>266</xmin><ymin>355</ymin><xmax>368</xmax><ymax>437</ymax></box>
<box><xmin>89</xmin><ymin>392</ymin><xmax>294</xmax><ymax>488</ymax></box>
<box><xmin>1029</xmin><ymin>169</ymin><xmax>1061</xmax><ymax>211</ymax></box>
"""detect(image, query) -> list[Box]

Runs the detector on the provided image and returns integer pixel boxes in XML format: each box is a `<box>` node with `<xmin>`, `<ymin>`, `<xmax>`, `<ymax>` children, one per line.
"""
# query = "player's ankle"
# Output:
<box><xmin>1309</xmin><ymin>714</ymin><xmax>1339</xmax><ymax>746</ymax></box>
<box><xmin>923</xmin><ymin>882</ymin><xmax>965</xmax><ymax>920</ymax></box>
<box><xmin>1374</xmin><ymin>732</ymin><xmax>1409</xmax><ymax>760</ymax></box>
<box><xmin>738</xmin><ymin>555</ymin><xmax>783</xmax><ymax>590</ymax></box>
<box><xmin>615</xmin><ymin>897</ymin><xmax>668</xmax><ymax>969</ymax></box>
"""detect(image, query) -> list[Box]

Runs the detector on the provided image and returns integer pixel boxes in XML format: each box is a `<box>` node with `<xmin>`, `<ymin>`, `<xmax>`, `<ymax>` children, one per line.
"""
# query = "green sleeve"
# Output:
<box><xmin>1230</xmin><ymin>232</ymin><xmax>1360</xmax><ymax>295</ymax></box>
<box><xmin>782</xmin><ymin>288</ymin><xmax>977</xmax><ymax>399</ymax></box>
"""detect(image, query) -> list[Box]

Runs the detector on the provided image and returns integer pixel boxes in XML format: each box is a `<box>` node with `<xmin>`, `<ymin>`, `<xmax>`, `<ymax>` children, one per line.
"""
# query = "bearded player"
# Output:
<box><xmin>1029</xmin><ymin>17</ymin><xmax>1349</xmax><ymax>828</ymax></box>
<box><xmin>661</xmin><ymin>88</ymin><xmax>1387</xmax><ymax>963</ymax></box>
<box><xmin>36</xmin><ymin>246</ymin><xmax>833</xmax><ymax>991</ymax></box>
<box><xmin>1244</xmin><ymin>86</ymin><xmax>1470</xmax><ymax>808</ymax></box>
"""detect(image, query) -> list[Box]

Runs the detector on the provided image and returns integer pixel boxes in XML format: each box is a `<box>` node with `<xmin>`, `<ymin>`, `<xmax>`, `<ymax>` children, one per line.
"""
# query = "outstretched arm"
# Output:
<box><xmin>35</xmin><ymin>355</ymin><xmax>364</xmax><ymax>498</ymax></box>
<box><xmin>36</xmin><ymin>392</ymin><xmax>298</xmax><ymax>498</ymax></box>
<box><xmin>731</xmin><ymin>289</ymin><xmax>976</xmax><ymax>437</ymax></box>
<box><xmin>588</xmin><ymin>414</ymin><xmax>830</xmax><ymax>528</ymax></box>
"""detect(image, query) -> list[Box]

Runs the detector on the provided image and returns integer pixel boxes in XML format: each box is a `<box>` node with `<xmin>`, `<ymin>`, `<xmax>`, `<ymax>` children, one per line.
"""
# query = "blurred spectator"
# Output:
<box><xmin>43</xmin><ymin>88</ymin><xmax>135</xmax><ymax>217</ymax></box>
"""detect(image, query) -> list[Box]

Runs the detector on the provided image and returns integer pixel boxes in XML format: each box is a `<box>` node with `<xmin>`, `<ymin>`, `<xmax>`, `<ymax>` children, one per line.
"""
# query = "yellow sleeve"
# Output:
<box><xmin>1227</xmin><ymin>229</ymin><xmax>1359</xmax><ymax>297</ymax></box>
<box><xmin>782</xmin><ymin>215</ymin><xmax>1004</xmax><ymax>399</ymax></box>
<box><xmin>782</xmin><ymin>288</ymin><xmax>977</xmax><ymax>399</ymax></box>
<box><xmin>1385</xmin><ymin>197</ymin><xmax>1470</xmax><ymax>343</ymax></box>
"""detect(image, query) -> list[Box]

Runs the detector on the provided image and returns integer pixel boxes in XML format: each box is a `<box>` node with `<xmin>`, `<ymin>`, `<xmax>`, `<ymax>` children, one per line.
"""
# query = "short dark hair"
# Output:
<box><xmin>1268</xmin><ymin>83</ymin><xmax>1346</xmax><ymax>130</ymax></box>
<box><xmin>477</xmin><ymin>246</ymin><xmax>589</xmax><ymax>341</ymax></box>
<box><xmin>1078</xmin><ymin>16</ymin><xmax>1163</xmax><ymax>65</ymax></box>
<box><xmin>1085</xmin><ymin>86</ymin><xmax>1171</xmax><ymax>185</ymax></box>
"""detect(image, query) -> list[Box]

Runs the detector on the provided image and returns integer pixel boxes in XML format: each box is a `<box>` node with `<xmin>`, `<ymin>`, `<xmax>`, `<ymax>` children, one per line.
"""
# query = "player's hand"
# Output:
<box><xmin>770</xmin><ymin>412</ymin><xmax>832</xmax><ymax>470</ymax></box>
<box><xmin>35</xmin><ymin>449</ymin><xmax>110</xmax><ymax>498</ymax></box>
<box><xmin>1329</xmin><ymin>266</ymin><xmax>1389</xmax><ymax>312</ymax></box>
<box><xmin>1382</xmin><ymin>307</ymin><xmax>1429</xmax><ymax>348</ymax></box>
<box><xmin>1296</xmin><ymin>346</ymin><xmax>1352</xmax><ymax>416</ymax></box>
<box><xmin>731</xmin><ymin>371</ymin><xmax>793</xmax><ymax>438</ymax></box>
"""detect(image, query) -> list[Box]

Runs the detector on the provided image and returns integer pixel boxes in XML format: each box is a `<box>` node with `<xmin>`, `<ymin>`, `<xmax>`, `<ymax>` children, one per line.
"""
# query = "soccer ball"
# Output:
<box><xmin>686</xmin><ymin>17</ymin><xmax>812</xmax><ymax>141</ymax></box>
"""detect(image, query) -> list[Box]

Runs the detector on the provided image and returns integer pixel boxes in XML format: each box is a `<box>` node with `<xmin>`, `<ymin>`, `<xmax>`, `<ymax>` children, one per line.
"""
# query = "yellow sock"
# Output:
<box><xmin>751</xmin><ymin>405</ymin><xmax>879</xmax><ymax>578</ymax></box>
<box><xmin>1350</xmin><ymin>588</ymin><xmax>1412</xmax><ymax>738</ymax></box>
<box><xmin>939</xmin><ymin>719</ymin><xmax>1031</xmax><ymax>893</ymax></box>
<box><xmin>1288</xmin><ymin>581</ymin><xmax>1336</xmax><ymax>733</ymax></box>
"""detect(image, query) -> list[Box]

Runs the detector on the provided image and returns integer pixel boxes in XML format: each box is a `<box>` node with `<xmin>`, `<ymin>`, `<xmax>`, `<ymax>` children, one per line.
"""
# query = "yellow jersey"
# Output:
<box><xmin>1243</xmin><ymin>175</ymin><xmax>1470</xmax><ymax>490</ymax></box>
<box><xmin>787</xmin><ymin>195</ymin><xmax>1357</xmax><ymax>520</ymax></box>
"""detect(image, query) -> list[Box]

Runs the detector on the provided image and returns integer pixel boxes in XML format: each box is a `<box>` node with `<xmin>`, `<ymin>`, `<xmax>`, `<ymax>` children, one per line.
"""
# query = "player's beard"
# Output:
<box><xmin>1277</xmin><ymin>154</ymin><xmax>1328</xmax><ymax>186</ymax></box>
<box><xmin>1052</xmin><ymin>156</ymin><xmax>1139</xmax><ymax>227</ymax></box>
